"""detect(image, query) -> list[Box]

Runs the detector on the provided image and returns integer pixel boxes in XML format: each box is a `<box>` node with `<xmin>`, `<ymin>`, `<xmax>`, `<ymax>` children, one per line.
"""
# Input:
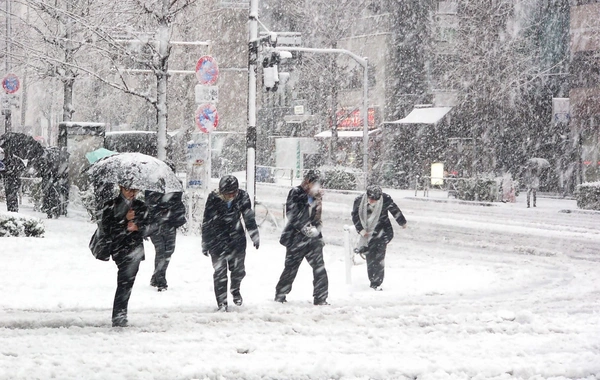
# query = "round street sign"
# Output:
<box><xmin>2</xmin><ymin>74</ymin><xmax>20</xmax><ymax>94</ymax></box>
<box><xmin>195</xmin><ymin>56</ymin><xmax>219</xmax><ymax>85</ymax></box>
<box><xmin>195</xmin><ymin>103</ymin><xmax>219</xmax><ymax>133</ymax></box>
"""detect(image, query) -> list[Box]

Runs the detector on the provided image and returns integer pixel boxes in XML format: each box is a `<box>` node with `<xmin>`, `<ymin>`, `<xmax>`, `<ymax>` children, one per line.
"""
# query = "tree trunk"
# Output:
<box><xmin>62</xmin><ymin>1</ymin><xmax>75</xmax><ymax>122</ymax></box>
<box><xmin>156</xmin><ymin>0</ymin><xmax>170</xmax><ymax>161</ymax></box>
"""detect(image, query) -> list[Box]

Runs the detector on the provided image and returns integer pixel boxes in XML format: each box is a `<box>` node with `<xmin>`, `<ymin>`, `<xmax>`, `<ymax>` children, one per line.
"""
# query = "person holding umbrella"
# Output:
<box><xmin>98</xmin><ymin>180</ymin><xmax>149</xmax><ymax>327</ymax></box>
<box><xmin>0</xmin><ymin>132</ymin><xmax>45</xmax><ymax>213</ymax></box>
<box><xmin>351</xmin><ymin>185</ymin><xmax>407</xmax><ymax>291</ymax></box>
<box><xmin>90</xmin><ymin>152</ymin><xmax>184</xmax><ymax>324</ymax></box>
<box><xmin>202</xmin><ymin>175</ymin><xmax>260</xmax><ymax>311</ymax></box>
<box><xmin>524</xmin><ymin>158</ymin><xmax>548</xmax><ymax>208</ymax></box>
<box><xmin>2</xmin><ymin>152</ymin><xmax>25</xmax><ymax>212</ymax></box>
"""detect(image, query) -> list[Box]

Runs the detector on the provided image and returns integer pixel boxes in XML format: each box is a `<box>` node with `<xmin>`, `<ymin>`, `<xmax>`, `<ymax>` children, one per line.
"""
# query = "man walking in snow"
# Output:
<box><xmin>146</xmin><ymin>190</ymin><xmax>186</xmax><ymax>292</ymax></box>
<box><xmin>525</xmin><ymin>166</ymin><xmax>540</xmax><ymax>208</ymax></box>
<box><xmin>275</xmin><ymin>170</ymin><xmax>329</xmax><ymax>305</ymax></box>
<box><xmin>99</xmin><ymin>182</ymin><xmax>149</xmax><ymax>327</ymax></box>
<box><xmin>351</xmin><ymin>185</ymin><xmax>407</xmax><ymax>291</ymax></box>
<box><xmin>202</xmin><ymin>175</ymin><xmax>260</xmax><ymax>311</ymax></box>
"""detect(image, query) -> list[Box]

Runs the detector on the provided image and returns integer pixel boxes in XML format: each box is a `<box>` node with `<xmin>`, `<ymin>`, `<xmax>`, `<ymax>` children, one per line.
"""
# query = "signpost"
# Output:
<box><xmin>195</xmin><ymin>103</ymin><xmax>219</xmax><ymax>133</ymax></box>
<box><xmin>2</xmin><ymin>74</ymin><xmax>19</xmax><ymax>133</ymax></box>
<box><xmin>191</xmin><ymin>55</ymin><xmax>219</xmax><ymax>205</ymax></box>
<box><xmin>195</xmin><ymin>56</ymin><xmax>219</xmax><ymax>86</ymax></box>
<box><xmin>2</xmin><ymin>74</ymin><xmax>20</xmax><ymax>94</ymax></box>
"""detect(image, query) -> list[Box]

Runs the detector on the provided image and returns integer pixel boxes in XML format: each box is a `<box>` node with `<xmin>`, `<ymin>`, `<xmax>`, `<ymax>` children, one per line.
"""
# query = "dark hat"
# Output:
<box><xmin>303</xmin><ymin>169</ymin><xmax>321</xmax><ymax>184</ymax></box>
<box><xmin>219</xmin><ymin>175</ymin><xmax>239</xmax><ymax>194</ymax></box>
<box><xmin>366</xmin><ymin>185</ymin><xmax>382</xmax><ymax>200</ymax></box>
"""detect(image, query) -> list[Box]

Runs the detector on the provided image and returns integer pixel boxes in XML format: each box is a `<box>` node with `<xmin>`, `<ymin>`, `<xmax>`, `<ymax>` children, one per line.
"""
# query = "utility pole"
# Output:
<box><xmin>247</xmin><ymin>0</ymin><xmax>258</xmax><ymax>205</ymax></box>
<box><xmin>3</xmin><ymin>0</ymin><xmax>12</xmax><ymax>133</ymax></box>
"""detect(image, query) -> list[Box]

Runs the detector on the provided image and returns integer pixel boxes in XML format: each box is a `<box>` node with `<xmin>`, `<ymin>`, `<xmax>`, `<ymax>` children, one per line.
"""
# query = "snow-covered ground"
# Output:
<box><xmin>1</xmin><ymin>185</ymin><xmax>599</xmax><ymax>380</ymax></box>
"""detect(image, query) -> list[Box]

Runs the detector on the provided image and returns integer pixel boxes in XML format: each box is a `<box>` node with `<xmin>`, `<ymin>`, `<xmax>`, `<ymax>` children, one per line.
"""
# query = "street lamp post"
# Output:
<box><xmin>275</xmin><ymin>46</ymin><xmax>369</xmax><ymax>189</ymax></box>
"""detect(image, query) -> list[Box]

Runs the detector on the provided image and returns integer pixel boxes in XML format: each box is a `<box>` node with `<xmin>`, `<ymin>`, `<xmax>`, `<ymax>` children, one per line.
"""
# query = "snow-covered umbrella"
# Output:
<box><xmin>91</xmin><ymin>152</ymin><xmax>183</xmax><ymax>193</ymax></box>
<box><xmin>526</xmin><ymin>157</ymin><xmax>550</xmax><ymax>169</ymax></box>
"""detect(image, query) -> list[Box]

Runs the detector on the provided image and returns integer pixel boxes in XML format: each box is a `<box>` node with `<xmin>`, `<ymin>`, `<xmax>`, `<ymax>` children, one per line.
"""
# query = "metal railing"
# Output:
<box><xmin>416</xmin><ymin>176</ymin><xmax>469</xmax><ymax>198</ymax></box>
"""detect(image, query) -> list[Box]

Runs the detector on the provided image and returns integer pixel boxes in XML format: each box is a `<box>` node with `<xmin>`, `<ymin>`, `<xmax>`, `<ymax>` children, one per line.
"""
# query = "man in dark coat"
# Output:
<box><xmin>2</xmin><ymin>152</ymin><xmax>25</xmax><ymax>212</ymax></box>
<box><xmin>275</xmin><ymin>170</ymin><xmax>329</xmax><ymax>305</ymax></box>
<box><xmin>351</xmin><ymin>185</ymin><xmax>407</xmax><ymax>291</ymax></box>
<box><xmin>202</xmin><ymin>175</ymin><xmax>259</xmax><ymax>311</ymax></box>
<box><xmin>99</xmin><ymin>184</ymin><xmax>148</xmax><ymax>327</ymax></box>
<box><xmin>40</xmin><ymin>147</ymin><xmax>70</xmax><ymax>218</ymax></box>
<box><xmin>146</xmin><ymin>190</ymin><xmax>186</xmax><ymax>292</ymax></box>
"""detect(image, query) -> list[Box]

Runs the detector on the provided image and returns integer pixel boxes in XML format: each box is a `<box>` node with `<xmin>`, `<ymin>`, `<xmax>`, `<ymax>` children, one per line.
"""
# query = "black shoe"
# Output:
<box><xmin>217</xmin><ymin>303</ymin><xmax>228</xmax><ymax>312</ymax></box>
<box><xmin>274</xmin><ymin>295</ymin><xmax>287</xmax><ymax>303</ymax></box>
<box><xmin>313</xmin><ymin>299</ymin><xmax>330</xmax><ymax>306</ymax></box>
<box><xmin>112</xmin><ymin>317</ymin><xmax>128</xmax><ymax>327</ymax></box>
<box><xmin>150</xmin><ymin>279</ymin><xmax>157</xmax><ymax>287</ymax></box>
<box><xmin>157</xmin><ymin>286</ymin><xmax>168</xmax><ymax>292</ymax></box>
<box><xmin>233</xmin><ymin>293</ymin><xmax>243</xmax><ymax>306</ymax></box>
<box><xmin>370</xmin><ymin>285</ymin><xmax>383</xmax><ymax>291</ymax></box>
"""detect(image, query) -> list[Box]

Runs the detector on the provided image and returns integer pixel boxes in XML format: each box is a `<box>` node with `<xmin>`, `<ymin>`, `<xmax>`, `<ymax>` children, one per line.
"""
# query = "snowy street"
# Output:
<box><xmin>1</xmin><ymin>187</ymin><xmax>599</xmax><ymax>380</ymax></box>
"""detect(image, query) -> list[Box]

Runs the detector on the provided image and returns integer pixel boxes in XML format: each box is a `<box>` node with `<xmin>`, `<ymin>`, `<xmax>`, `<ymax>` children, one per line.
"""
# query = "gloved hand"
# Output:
<box><xmin>203</xmin><ymin>249</ymin><xmax>209</xmax><ymax>257</ymax></box>
<box><xmin>253</xmin><ymin>239</ymin><xmax>260</xmax><ymax>249</ymax></box>
<box><xmin>301</xmin><ymin>225</ymin><xmax>320</xmax><ymax>238</ymax></box>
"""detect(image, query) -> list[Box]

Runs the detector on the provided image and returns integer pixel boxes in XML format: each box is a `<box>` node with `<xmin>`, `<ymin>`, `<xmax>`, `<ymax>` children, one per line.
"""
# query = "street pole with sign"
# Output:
<box><xmin>247</xmin><ymin>0</ymin><xmax>259</xmax><ymax>206</ymax></box>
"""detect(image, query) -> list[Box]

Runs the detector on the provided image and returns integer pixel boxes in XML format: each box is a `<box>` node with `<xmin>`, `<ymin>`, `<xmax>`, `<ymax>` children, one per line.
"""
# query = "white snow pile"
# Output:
<box><xmin>0</xmin><ymin>187</ymin><xmax>599</xmax><ymax>380</ymax></box>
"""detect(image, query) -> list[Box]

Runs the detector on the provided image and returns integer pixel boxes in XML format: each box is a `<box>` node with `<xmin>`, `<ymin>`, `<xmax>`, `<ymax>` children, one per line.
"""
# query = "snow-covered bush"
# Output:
<box><xmin>321</xmin><ymin>166</ymin><xmax>357</xmax><ymax>190</ymax></box>
<box><xmin>575</xmin><ymin>182</ymin><xmax>600</xmax><ymax>210</ymax></box>
<box><xmin>0</xmin><ymin>213</ymin><xmax>45</xmax><ymax>237</ymax></box>
<box><xmin>455</xmin><ymin>176</ymin><xmax>498</xmax><ymax>202</ymax></box>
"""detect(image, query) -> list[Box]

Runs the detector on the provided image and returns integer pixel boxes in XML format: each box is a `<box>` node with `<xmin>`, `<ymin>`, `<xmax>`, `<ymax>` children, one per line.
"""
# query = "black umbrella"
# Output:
<box><xmin>0</xmin><ymin>132</ymin><xmax>45</xmax><ymax>162</ymax></box>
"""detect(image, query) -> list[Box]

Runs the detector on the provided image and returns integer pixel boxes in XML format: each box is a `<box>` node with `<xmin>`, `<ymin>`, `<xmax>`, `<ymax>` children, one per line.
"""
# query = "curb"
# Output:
<box><xmin>403</xmin><ymin>196</ymin><xmax>496</xmax><ymax>207</ymax></box>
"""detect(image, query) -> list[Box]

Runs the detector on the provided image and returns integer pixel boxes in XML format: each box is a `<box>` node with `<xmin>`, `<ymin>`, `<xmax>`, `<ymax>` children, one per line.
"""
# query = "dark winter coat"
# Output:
<box><xmin>279</xmin><ymin>186</ymin><xmax>323</xmax><ymax>249</ymax></box>
<box><xmin>351</xmin><ymin>193</ymin><xmax>406</xmax><ymax>244</ymax></box>
<box><xmin>99</xmin><ymin>195</ymin><xmax>149</xmax><ymax>261</ymax></box>
<box><xmin>145</xmin><ymin>191</ymin><xmax>187</xmax><ymax>235</ymax></box>
<box><xmin>201</xmin><ymin>189</ymin><xmax>259</xmax><ymax>254</ymax></box>
<box><xmin>1</xmin><ymin>155</ymin><xmax>25</xmax><ymax>178</ymax></box>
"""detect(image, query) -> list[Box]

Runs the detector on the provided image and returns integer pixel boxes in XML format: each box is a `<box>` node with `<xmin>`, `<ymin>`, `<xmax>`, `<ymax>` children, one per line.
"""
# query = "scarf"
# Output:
<box><xmin>357</xmin><ymin>193</ymin><xmax>383</xmax><ymax>249</ymax></box>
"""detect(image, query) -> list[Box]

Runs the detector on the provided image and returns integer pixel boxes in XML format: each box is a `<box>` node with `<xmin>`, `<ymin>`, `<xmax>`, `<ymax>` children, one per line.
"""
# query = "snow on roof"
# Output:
<box><xmin>314</xmin><ymin>129</ymin><xmax>381</xmax><ymax>138</ymax></box>
<box><xmin>387</xmin><ymin>107</ymin><xmax>452</xmax><ymax>125</ymax></box>
<box><xmin>105</xmin><ymin>131</ymin><xmax>156</xmax><ymax>135</ymax></box>
<box><xmin>60</xmin><ymin>122</ymin><xmax>106</xmax><ymax>127</ymax></box>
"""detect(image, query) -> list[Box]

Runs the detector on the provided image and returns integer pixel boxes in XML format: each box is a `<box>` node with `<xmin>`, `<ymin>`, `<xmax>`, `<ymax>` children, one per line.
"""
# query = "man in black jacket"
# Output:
<box><xmin>99</xmin><ymin>184</ymin><xmax>148</xmax><ymax>327</ymax></box>
<box><xmin>275</xmin><ymin>170</ymin><xmax>329</xmax><ymax>305</ymax></box>
<box><xmin>351</xmin><ymin>185</ymin><xmax>407</xmax><ymax>291</ymax></box>
<box><xmin>146</xmin><ymin>191</ymin><xmax>186</xmax><ymax>292</ymax></box>
<box><xmin>2</xmin><ymin>153</ymin><xmax>25</xmax><ymax>212</ymax></box>
<box><xmin>202</xmin><ymin>175</ymin><xmax>259</xmax><ymax>311</ymax></box>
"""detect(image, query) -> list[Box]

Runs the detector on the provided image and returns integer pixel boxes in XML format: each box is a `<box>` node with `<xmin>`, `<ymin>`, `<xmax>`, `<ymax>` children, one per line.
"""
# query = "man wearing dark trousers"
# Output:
<box><xmin>275</xmin><ymin>170</ymin><xmax>329</xmax><ymax>305</ymax></box>
<box><xmin>2</xmin><ymin>153</ymin><xmax>25</xmax><ymax>212</ymax></box>
<box><xmin>202</xmin><ymin>175</ymin><xmax>259</xmax><ymax>311</ymax></box>
<box><xmin>351</xmin><ymin>185</ymin><xmax>407</xmax><ymax>291</ymax></box>
<box><xmin>146</xmin><ymin>191</ymin><xmax>186</xmax><ymax>292</ymax></box>
<box><xmin>100</xmin><ymin>184</ymin><xmax>148</xmax><ymax>327</ymax></box>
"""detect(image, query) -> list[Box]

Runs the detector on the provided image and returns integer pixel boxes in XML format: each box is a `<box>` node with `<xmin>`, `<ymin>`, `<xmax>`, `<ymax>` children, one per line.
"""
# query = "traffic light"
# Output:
<box><xmin>263</xmin><ymin>52</ymin><xmax>280</xmax><ymax>92</ymax></box>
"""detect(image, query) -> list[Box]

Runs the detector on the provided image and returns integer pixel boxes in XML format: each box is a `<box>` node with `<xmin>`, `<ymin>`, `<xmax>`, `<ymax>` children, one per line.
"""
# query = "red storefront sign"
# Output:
<box><xmin>334</xmin><ymin>108</ymin><xmax>376</xmax><ymax>130</ymax></box>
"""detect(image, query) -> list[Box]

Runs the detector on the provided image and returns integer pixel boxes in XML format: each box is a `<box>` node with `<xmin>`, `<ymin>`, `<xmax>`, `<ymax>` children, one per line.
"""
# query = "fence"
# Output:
<box><xmin>415</xmin><ymin>176</ymin><xmax>469</xmax><ymax>198</ymax></box>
